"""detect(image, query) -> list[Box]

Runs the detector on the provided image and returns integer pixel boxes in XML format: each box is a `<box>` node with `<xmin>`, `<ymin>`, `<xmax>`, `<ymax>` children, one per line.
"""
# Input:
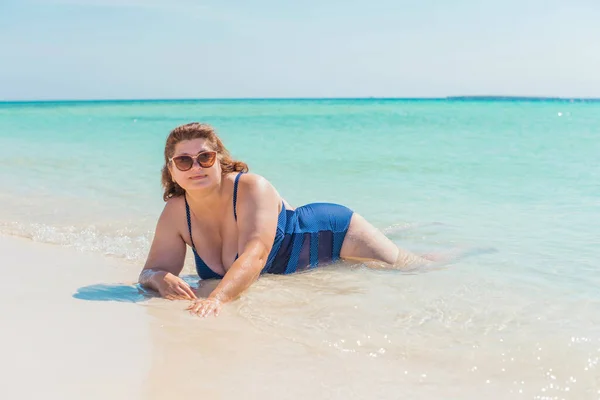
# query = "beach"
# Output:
<box><xmin>2</xmin><ymin>232</ymin><xmax>599</xmax><ymax>399</ymax></box>
<box><xmin>1</xmin><ymin>99</ymin><xmax>600</xmax><ymax>399</ymax></box>
<box><xmin>0</xmin><ymin>234</ymin><xmax>148</xmax><ymax>399</ymax></box>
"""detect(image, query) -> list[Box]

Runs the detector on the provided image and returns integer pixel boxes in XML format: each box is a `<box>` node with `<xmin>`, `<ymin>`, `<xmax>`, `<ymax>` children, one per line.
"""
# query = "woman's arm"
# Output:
<box><xmin>187</xmin><ymin>174</ymin><xmax>279</xmax><ymax>316</ymax></box>
<box><xmin>139</xmin><ymin>199</ymin><xmax>197</xmax><ymax>300</ymax></box>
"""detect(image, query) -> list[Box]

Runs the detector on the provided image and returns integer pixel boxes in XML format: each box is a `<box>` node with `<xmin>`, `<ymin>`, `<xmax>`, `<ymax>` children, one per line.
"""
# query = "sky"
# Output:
<box><xmin>1</xmin><ymin>0</ymin><xmax>599</xmax><ymax>100</ymax></box>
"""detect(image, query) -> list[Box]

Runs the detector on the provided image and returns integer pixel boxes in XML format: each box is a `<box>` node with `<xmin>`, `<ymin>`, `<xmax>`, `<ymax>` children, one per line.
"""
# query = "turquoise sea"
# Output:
<box><xmin>1</xmin><ymin>99</ymin><xmax>599</xmax><ymax>398</ymax></box>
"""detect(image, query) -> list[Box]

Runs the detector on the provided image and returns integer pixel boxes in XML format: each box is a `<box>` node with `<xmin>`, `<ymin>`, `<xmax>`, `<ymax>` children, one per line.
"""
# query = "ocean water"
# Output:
<box><xmin>1</xmin><ymin>99</ymin><xmax>599</xmax><ymax>398</ymax></box>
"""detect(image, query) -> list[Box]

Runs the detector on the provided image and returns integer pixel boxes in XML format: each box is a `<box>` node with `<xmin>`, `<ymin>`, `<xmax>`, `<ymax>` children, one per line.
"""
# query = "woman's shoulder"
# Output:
<box><xmin>227</xmin><ymin>171</ymin><xmax>272</xmax><ymax>189</ymax></box>
<box><xmin>228</xmin><ymin>172</ymin><xmax>279</xmax><ymax>200</ymax></box>
<box><xmin>162</xmin><ymin>195</ymin><xmax>187</xmax><ymax>217</ymax></box>
<box><xmin>151</xmin><ymin>196</ymin><xmax>187</xmax><ymax>235</ymax></box>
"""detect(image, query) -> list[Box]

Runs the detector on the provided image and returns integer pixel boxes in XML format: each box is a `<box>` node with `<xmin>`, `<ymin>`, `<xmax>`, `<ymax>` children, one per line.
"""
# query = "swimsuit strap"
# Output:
<box><xmin>233</xmin><ymin>172</ymin><xmax>244</xmax><ymax>221</ymax></box>
<box><xmin>184</xmin><ymin>196</ymin><xmax>197</xmax><ymax>249</ymax></box>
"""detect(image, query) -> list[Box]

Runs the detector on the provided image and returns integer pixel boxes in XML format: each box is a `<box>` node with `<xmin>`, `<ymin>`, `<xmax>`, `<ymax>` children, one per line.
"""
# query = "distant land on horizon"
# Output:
<box><xmin>446</xmin><ymin>96</ymin><xmax>600</xmax><ymax>101</ymax></box>
<box><xmin>1</xmin><ymin>96</ymin><xmax>599</xmax><ymax>103</ymax></box>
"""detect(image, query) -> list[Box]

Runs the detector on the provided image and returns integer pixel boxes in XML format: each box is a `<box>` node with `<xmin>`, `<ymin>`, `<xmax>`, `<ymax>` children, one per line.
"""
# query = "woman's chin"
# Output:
<box><xmin>183</xmin><ymin>177</ymin><xmax>214</xmax><ymax>190</ymax></box>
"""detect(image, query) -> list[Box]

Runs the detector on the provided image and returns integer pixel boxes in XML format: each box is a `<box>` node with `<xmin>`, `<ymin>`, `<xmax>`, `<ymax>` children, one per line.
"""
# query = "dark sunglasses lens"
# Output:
<box><xmin>198</xmin><ymin>152</ymin><xmax>216</xmax><ymax>167</ymax></box>
<box><xmin>173</xmin><ymin>156</ymin><xmax>193</xmax><ymax>171</ymax></box>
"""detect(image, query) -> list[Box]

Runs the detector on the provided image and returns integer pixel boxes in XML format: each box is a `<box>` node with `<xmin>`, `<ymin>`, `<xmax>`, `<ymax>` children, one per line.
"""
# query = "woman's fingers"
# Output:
<box><xmin>173</xmin><ymin>285</ymin><xmax>193</xmax><ymax>300</ymax></box>
<box><xmin>188</xmin><ymin>301</ymin><xmax>204</xmax><ymax>315</ymax></box>
<box><xmin>161</xmin><ymin>281</ymin><xmax>196</xmax><ymax>301</ymax></box>
<box><xmin>180</xmin><ymin>283</ymin><xmax>197</xmax><ymax>300</ymax></box>
<box><xmin>187</xmin><ymin>301</ymin><xmax>215</xmax><ymax>317</ymax></box>
<box><xmin>200</xmin><ymin>305</ymin><xmax>211</xmax><ymax>318</ymax></box>
<box><xmin>183</xmin><ymin>299</ymin><xmax>222</xmax><ymax>317</ymax></box>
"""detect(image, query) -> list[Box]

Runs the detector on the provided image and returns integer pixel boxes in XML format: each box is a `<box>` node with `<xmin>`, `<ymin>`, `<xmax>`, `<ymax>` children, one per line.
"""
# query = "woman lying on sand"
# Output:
<box><xmin>139</xmin><ymin>123</ymin><xmax>462</xmax><ymax>317</ymax></box>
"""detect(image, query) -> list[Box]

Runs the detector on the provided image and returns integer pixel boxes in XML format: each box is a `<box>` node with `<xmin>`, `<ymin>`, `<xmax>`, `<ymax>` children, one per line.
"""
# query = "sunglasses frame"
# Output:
<box><xmin>169</xmin><ymin>150</ymin><xmax>218</xmax><ymax>171</ymax></box>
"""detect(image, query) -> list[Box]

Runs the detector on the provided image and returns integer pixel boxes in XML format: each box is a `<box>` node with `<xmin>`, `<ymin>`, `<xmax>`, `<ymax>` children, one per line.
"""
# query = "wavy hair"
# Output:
<box><xmin>161</xmin><ymin>123</ymin><xmax>248</xmax><ymax>201</ymax></box>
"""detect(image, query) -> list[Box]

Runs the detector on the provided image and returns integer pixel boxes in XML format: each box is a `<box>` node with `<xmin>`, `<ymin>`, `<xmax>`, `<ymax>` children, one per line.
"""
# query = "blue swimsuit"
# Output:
<box><xmin>185</xmin><ymin>172</ymin><xmax>354</xmax><ymax>279</ymax></box>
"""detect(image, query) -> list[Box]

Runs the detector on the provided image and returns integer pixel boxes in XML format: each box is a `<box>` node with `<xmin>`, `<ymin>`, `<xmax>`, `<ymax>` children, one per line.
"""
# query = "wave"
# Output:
<box><xmin>0</xmin><ymin>221</ymin><xmax>152</xmax><ymax>263</ymax></box>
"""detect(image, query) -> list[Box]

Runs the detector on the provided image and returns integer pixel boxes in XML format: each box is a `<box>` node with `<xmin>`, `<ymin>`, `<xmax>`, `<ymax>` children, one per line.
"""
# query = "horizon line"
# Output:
<box><xmin>2</xmin><ymin>95</ymin><xmax>600</xmax><ymax>104</ymax></box>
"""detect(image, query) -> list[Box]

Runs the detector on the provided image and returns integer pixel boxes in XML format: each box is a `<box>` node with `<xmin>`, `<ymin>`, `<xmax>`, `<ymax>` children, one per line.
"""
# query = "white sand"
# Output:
<box><xmin>0</xmin><ymin>235</ymin><xmax>150</xmax><ymax>399</ymax></box>
<box><xmin>2</xmin><ymin>235</ymin><xmax>598</xmax><ymax>400</ymax></box>
<box><xmin>1</xmin><ymin>235</ymin><xmax>471</xmax><ymax>400</ymax></box>
<box><xmin>2</xmin><ymin>235</ymin><xmax>414</xmax><ymax>400</ymax></box>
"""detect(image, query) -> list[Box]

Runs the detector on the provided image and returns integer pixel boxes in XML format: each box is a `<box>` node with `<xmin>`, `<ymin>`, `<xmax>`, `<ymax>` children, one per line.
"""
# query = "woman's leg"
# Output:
<box><xmin>339</xmin><ymin>213</ymin><xmax>437</xmax><ymax>270</ymax></box>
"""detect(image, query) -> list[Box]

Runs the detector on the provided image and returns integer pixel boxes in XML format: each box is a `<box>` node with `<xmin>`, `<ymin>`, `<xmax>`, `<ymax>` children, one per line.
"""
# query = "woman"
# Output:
<box><xmin>139</xmin><ymin>122</ymin><xmax>441</xmax><ymax>317</ymax></box>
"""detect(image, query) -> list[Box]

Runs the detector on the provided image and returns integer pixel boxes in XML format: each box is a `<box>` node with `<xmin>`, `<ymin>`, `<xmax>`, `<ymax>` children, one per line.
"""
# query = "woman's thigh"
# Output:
<box><xmin>339</xmin><ymin>213</ymin><xmax>399</xmax><ymax>265</ymax></box>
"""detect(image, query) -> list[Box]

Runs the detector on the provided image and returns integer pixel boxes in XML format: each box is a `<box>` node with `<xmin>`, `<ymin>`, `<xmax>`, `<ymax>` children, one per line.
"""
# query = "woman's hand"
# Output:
<box><xmin>155</xmin><ymin>271</ymin><xmax>197</xmax><ymax>300</ymax></box>
<box><xmin>186</xmin><ymin>297</ymin><xmax>223</xmax><ymax>317</ymax></box>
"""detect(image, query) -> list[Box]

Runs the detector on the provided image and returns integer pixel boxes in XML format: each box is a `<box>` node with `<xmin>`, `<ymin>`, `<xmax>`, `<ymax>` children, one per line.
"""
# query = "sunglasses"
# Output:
<box><xmin>169</xmin><ymin>151</ymin><xmax>217</xmax><ymax>171</ymax></box>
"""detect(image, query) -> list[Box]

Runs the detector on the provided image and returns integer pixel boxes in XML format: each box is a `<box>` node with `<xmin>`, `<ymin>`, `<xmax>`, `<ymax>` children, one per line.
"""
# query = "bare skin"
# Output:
<box><xmin>139</xmin><ymin>138</ymin><xmax>452</xmax><ymax>317</ymax></box>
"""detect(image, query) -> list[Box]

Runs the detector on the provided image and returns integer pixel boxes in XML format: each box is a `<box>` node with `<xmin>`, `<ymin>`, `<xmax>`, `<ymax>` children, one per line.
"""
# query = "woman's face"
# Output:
<box><xmin>168</xmin><ymin>139</ymin><xmax>222</xmax><ymax>192</ymax></box>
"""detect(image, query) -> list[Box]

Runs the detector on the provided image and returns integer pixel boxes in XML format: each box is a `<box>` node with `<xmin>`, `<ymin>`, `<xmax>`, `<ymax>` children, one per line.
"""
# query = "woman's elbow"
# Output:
<box><xmin>243</xmin><ymin>242</ymin><xmax>271</xmax><ymax>275</ymax></box>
